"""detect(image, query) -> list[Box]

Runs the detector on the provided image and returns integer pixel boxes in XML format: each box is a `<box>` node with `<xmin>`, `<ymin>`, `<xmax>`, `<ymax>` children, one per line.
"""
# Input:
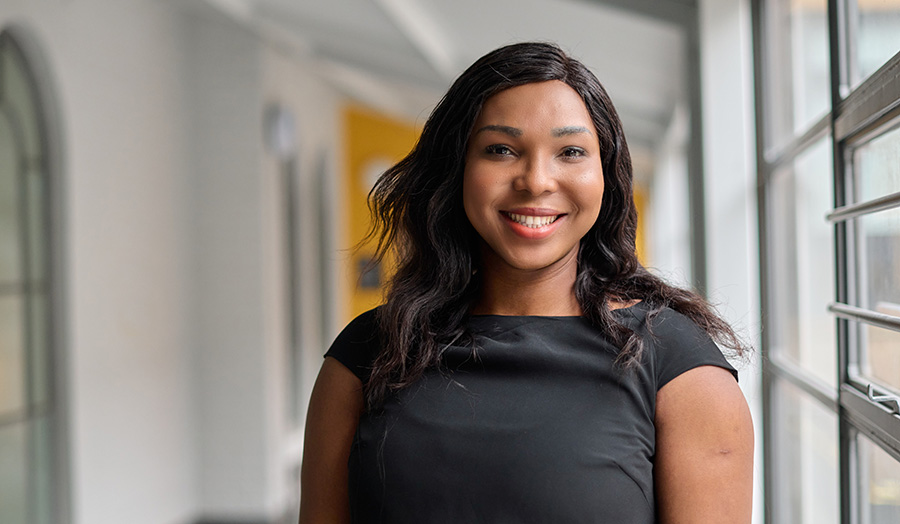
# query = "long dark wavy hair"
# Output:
<box><xmin>363</xmin><ymin>42</ymin><xmax>745</xmax><ymax>410</ymax></box>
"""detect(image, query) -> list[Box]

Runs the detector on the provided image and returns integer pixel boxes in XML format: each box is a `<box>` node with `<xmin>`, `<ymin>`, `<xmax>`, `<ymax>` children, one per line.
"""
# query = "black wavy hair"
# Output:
<box><xmin>363</xmin><ymin>41</ymin><xmax>745</xmax><ymax>410</ymax></box>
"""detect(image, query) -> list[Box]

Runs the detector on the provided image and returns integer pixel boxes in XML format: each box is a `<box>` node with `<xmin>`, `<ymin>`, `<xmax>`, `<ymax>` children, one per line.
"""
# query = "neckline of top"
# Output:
<box><xmin>467</xmin><ymin>301</ymin><xmax>645</xmax><ymax>320</ymax></box>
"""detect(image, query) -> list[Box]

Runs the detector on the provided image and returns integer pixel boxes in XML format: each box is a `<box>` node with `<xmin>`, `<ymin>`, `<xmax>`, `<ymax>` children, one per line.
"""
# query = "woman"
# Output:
<box><xmin>300</xmin><ymin>42</ymin><xmax>753</xmax><ymax>523</ymax></box>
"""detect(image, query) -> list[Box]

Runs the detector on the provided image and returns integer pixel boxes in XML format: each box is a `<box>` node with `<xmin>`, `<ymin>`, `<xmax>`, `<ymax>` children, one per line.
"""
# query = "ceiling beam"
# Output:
<box><xmin>373</xmin><ymin>0</ymin><xmax>457</xmax><ymax>79</ymax></box>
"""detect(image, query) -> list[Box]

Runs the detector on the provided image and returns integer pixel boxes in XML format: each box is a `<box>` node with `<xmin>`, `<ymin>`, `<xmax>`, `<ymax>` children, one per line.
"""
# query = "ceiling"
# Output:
<box><xmin>195</xmin><ymin>0</ymin><xmax>691</xmax><ymax>175</ymax></box>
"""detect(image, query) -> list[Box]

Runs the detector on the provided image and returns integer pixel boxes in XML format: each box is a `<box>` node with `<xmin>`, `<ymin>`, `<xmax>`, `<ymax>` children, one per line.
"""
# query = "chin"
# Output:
<box><xmin>503</xmin><ymin>251</ymin><xmax>578</xmax><ymax>273</ymax></box>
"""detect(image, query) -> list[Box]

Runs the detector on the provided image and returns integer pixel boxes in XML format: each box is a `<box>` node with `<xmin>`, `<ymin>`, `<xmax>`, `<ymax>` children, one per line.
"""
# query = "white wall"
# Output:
<box><xmin>698</xmin><ymin>1</ymin><xmax>763</xmax><ymax>523</ymax></box>
<box><xmin>1</xmin><ymin>1</ymin><xmax>195</xmax><ymax>524</ymax></box>
<box><xmin>186</xmin><ymin>8</ymin><xmax>273</xmax><ymax>519</ymax></box>
<box><xmin>185</xmin><ymin>7</ymin><xmax>342</xmax><ymax>519</ymax></box>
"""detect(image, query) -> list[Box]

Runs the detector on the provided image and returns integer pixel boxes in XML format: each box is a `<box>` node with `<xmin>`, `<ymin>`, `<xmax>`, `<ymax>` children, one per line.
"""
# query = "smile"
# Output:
<box><xmin>502</xmin><ymin>212</ymin><xmax>562</xmax><ymax>228</ymax></box>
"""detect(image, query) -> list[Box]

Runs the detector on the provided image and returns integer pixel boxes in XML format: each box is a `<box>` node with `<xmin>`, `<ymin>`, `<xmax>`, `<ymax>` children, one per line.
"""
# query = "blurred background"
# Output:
<box><xmin>1</xmin><ymin>0</ymin><xmax>900</xmax><ymax>523</ymax></box>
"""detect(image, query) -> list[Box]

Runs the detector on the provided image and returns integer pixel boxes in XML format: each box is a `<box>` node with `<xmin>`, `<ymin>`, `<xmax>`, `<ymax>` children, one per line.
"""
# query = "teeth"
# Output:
<box><xmin>507</xmin><ymin>213</ymin><xmax>558</xmax><ymax>228</ymax></box>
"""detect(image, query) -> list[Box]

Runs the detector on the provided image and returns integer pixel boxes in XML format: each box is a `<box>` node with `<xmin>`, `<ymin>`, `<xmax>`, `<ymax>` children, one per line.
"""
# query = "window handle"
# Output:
<box><xmin>867</xmin><ymin>384</ymin><xmax>900</xmax><ymax>415</ymax></box>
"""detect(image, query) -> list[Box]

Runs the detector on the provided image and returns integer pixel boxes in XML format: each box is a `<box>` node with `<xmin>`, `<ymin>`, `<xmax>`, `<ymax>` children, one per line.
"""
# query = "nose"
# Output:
<box><xmin>512</xmin><ymin>156</ymin><xmax>558</xmax><ymax>196</ymax></box>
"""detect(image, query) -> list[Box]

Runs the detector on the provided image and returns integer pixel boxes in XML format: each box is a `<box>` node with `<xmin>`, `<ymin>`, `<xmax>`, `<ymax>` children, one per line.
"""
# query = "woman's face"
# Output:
<box><xmin>463</xmin><ymin>80</ymin><xmax>605</xmax><ymax>275</ymax></box>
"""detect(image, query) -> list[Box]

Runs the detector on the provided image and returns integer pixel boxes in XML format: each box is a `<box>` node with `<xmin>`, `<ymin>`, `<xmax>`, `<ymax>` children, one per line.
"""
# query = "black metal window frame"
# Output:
<box><xmin>752</xmin><ymin>1</ymin><xmax>900</xmax><ymax>523</ymax></box>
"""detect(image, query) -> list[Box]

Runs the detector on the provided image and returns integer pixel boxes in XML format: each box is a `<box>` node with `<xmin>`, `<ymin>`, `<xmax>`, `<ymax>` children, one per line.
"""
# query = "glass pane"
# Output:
<box><xmin>768</xmin><ymin>138</ymin><xmax>837</xmax><ymax>387</ymax></box>
<box><xmin>0</xmin><ymin>422</ymin><xmax>28</xmax><ymax>524</ymax></box>
<box><xmin>32</xmin><ymin>416</ymin><xmax>54</xmax><ymax>524</ymax></box>
<box><xmin>858</xmin><ymin>433</ymin><xmax>900</xmax><ymax>524</ymax></box>
<box><xmin>0</xmin><ymin>296</ymin><xmax>26</xmax><ymax>416</ymax></box>
<box><xmin>857</xmin><ymin>207</ymin><xmax>900</xmax><ymax>313</ymax></box>
<box><xmin>855</xmin><ymin>122</ymin><xmax>900</xmax><ymax>203</ymax></box>
<box><xmin>859</xmin><ymin>321</ymin><xmax>900</xmax><ymax>392</ymax></box>
<box><xmin>771</xmin><ymin>379</ymin><xmax>840</xmax><ymax>524</ymax></box>
<box><xmin>765</xmin><ymin>0</ymin><xmax>830</xmax><ymax>148</ymax></box>
<box><xmin>854</xmin><ymin>124</ymin><xmax>900</xmax><ymax>391</ymax></box>
<box><xmin>851</xmin><ymin>0</ymin><xmax>900</xmax><ymax>85</ymax></box>
<box><xmin>0</xmin><ymin>110</ymin><xmax>21</xmax><ymax>283</ymax></box>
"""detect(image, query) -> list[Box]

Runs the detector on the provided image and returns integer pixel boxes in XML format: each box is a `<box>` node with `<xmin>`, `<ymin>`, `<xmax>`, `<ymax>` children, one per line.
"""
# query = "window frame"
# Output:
<box><xmin>752</xmin><ymin>1</ymin><xmax>900</xmax><ymax>523</ymax></box>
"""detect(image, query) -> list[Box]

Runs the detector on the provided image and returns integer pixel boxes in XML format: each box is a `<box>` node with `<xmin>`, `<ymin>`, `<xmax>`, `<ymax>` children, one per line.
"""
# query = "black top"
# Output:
<box><xmin>325</xmin><ymin>302</ymin><xmax>737</xmax><ymax>524</ymax></box>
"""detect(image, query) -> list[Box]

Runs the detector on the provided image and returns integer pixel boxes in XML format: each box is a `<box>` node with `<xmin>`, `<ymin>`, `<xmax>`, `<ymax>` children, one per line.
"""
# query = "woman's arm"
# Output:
<box><xmin>298</xmin><ymin>357</ymin><xmax>364</xmax><ymax>524</ymax></box>
<box><xmin>655</xmin><ymin>365</ymin><xmax>754</xmax><ymax>524</ymax></box>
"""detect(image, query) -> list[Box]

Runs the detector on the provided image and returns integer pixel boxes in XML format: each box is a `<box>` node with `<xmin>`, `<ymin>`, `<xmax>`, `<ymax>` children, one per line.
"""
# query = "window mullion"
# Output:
<box><xmin>827</xmin><ymin>1</ymin><xmax>855</xmax><ymax>523</ymax></box>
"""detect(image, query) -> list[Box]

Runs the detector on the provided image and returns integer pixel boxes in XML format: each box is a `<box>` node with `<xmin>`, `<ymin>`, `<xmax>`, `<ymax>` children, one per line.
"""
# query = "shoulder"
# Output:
<box><xmin>333</xmin><ymin>307</ymin><xmax>380</xmax><ymax>343</ymax></box>
<box><xmin>628</xmin><ymin>304</ymin><xmax>738</xmax><ymax>389</ymax></box>
<box><xmin>645</xmin><ymin>305</ymin><xmax>710</xmax><ymax>344</ymax></box>
<box><xmin>619</xmin><ymin>302</ymin><xmax>713</xmax><ymax>348</ymax></box>
<box><xmin>325</xmin><ymin>307</ymin><xmax>382</xmax><ymax>383</ymax></box>
<box><xmin>654</xmin><ymin>364</ymin><xmax>754</xmax><ymax>522</ymax></box>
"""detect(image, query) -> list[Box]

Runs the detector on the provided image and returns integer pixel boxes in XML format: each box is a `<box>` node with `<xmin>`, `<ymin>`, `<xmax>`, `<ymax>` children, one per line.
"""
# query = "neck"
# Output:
<box><xmin>472</xmin><ymin>250</ymin><xmax>581</xmax><ymax>316</ymax></box>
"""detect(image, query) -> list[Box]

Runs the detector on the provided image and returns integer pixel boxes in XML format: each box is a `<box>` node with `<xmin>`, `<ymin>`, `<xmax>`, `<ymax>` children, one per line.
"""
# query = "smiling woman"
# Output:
<box><xmin>299</xmin><ymin>42</ymin><xmax>753</xmax><ymax>524</ymax></box>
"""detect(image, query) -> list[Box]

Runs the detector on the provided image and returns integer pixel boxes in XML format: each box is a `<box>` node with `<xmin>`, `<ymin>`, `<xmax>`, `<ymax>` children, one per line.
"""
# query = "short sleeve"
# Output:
<box><xmin>324</xmin><ymin>308</ymin><xmax>381</xmax><ymax>383</ymax></box>
<box><xmin>647</xmin><ymin>307</ymin><xmax>738</xmax><ymax>390</ymax></box>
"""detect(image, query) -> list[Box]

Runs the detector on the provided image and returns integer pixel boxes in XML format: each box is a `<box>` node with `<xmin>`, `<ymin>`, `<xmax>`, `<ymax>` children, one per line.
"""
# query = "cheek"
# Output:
<box><xmin>461</xmin><ymin>170</ymin><xmax>485</xmax><ymax>224</ymax></box>
<box><xmin>463</xmin><ymin>167</ymin><xmax>493</xmax><ymax>211</ymax></box>
<box><xmin>575</xmin><ymin>171</ymin><xmax>605</xmax><ymax>216</ymax></box>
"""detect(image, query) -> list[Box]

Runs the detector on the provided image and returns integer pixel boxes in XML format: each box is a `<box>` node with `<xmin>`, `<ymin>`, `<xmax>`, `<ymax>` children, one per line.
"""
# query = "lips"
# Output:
<box><xmin>499</xmin><ymin>208</ymin><xmax>566</xmax><ymax>239</ymax></box>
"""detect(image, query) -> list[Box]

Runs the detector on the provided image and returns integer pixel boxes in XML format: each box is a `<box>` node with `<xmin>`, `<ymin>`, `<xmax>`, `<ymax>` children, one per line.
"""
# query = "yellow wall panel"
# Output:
<box><xmin>634</xmin><ymin>185</ymin><xmax>648</xmax><ymax>267</ymax></box>
<box><xmin>341</xmin><ymin>104</ymin><xmax>420</xmax><ymax>321</ymax></box>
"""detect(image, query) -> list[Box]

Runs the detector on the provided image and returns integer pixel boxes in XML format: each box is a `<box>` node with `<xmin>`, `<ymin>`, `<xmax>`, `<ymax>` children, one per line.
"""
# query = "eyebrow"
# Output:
<box><xmin>474</xmin><ymin>124</ymin><xmax>523</xmax><ymax>137</ymax></box>
<box><xmin>552</xmin><ymin>126</ymin><xmax>593</xmax><ymax>137</ymax></box>
<box><xmin>473</xmin><ymin>124</ymin><xmax>593</xmax><ymax>138</ymax></box>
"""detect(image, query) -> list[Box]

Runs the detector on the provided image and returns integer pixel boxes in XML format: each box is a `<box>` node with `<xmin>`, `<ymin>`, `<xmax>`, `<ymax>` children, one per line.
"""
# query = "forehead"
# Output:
<box><xmin>474</xmin><ymin>80</ymin><xmax>594</xmax><ymax>129</ymax></box>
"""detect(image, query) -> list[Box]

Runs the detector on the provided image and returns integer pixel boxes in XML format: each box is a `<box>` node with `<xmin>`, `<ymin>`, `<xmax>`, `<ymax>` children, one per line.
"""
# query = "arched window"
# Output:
<box><xmin>0</xmin><ymin>28</ymin><xmax>63</xmax><ymax>524</ymax></box>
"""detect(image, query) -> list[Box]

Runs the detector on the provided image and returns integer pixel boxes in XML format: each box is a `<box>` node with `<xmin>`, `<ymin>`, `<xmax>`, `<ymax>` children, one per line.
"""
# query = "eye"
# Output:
<box><xmin>485</xmin><ymin>144</ymin><xmax>514</xmax><ymax>156</ymax></box>
<box><xmin>561</xmin><ymin>147</ymin><xmax>586</xmax><ymax>158</ymax></box>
